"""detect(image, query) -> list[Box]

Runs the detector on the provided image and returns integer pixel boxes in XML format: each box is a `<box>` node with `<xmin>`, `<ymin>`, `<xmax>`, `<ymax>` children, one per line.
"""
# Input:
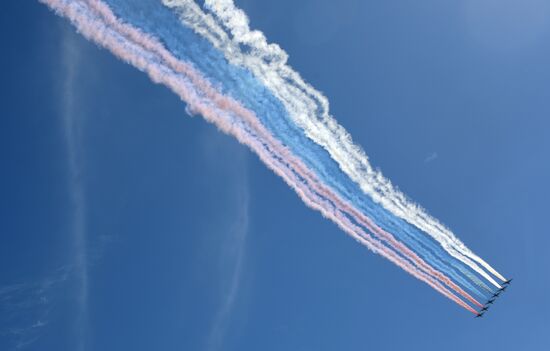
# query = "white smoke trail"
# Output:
<box><xmin>162</xmin><ymin>0</ymin><xmax>505</xmax><ymax>285</ymax></box>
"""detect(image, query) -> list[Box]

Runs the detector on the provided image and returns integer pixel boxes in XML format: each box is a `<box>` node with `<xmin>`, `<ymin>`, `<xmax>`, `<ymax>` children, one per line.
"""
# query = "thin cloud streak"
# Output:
<box><xmin>61</xmin><ymin>26</ymin><xmax>89</xmax><ymax>351</ymax></box>
<box><xmin>208</xmin><ymin>180</ymin><xmax>249</xmax><ymax>351</ymax></box>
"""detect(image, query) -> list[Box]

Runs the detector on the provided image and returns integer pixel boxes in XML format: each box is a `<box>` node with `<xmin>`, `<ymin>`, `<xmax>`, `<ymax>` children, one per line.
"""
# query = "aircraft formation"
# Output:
<box><xmin>475</xmin><ymin>279</ymin><xmax>513</xmax><ymax>318</ymax></box>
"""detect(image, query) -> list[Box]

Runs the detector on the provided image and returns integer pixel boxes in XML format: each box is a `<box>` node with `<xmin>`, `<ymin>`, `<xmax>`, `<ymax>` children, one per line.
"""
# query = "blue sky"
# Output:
<box><xmin>1</xmin><ymin>1</ymin><xmax>550</xmax><ymax>350</ymax></box>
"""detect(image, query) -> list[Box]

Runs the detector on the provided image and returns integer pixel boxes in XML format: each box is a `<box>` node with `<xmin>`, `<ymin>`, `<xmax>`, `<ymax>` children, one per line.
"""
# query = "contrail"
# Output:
<box><xmin>39</xmin><ymin>0</ymin><xmax>502</xmax><ymax>313</ymax></box>
<box><xmin>163</xmin><ymin>0</ymin><xmax>505</xmax><ymax>286</ymax></box>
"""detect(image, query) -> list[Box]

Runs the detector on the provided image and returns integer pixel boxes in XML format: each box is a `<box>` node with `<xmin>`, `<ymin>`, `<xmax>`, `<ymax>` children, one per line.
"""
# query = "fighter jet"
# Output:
<box><xmin>502</xmin><ymin>279</ymin><xmax>513</xmax><ymax>285</ymax></box>
<box><xmin>480</xmin><ymin>306</ymin><xmax>489</xmax><ymax>312</ymax></box>
<box><xmin>492</xmin><ymin>291</ymin><xmax>502</xmax><ymax>298</ymax></box>
<box><xmin>475</xmin><ymin>312</ymin><xmax>485</xmax><ymax>318</ymax></box>
<box><xmin>486</xmin><ymin>298</ymin><xmax>496</xmax><ymax>305</ymax></box>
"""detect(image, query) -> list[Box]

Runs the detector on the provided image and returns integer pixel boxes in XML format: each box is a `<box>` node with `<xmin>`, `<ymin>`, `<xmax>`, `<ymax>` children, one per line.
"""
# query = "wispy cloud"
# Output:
<box><xmin>207</xmin><ymin>191</ymin><xmax>249</xmax><ymax>351</ymax></box>
<box><xmin>0</xmin><ymin>266</ymin><xmax>70</xmax><ymax>350</ymax></box>
<box><xmin>424</xmin><ymin>152</ymin><xmax>438</xmax><ymax>164</ymax></box>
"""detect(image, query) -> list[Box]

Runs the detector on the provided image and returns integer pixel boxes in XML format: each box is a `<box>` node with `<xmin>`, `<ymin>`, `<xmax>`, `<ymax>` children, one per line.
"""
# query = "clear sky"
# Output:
<box><xmin>1</xmin><ymin>1</ymin><xmax>550</xmax><ymax>350</ymax></box>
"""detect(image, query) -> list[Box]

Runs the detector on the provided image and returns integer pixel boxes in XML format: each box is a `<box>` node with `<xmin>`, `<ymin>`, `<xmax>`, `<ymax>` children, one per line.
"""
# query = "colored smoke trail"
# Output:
<box><xmin>204</xmin><ymin>0</ymin><xmax>506</xmax><ymax>284</ymax></box>
<box><xmin>164</xmin><ymin>0</ymin><xmax>505</xmax><ymax>286</ymax></box>
<box><xmin>39</xmin><ymin>0</ymin><xmax>505</xmax><ymax>314</ymax></box>
<box><xmin>160</xmin><ymin>0</ymin><xmax>496</xmax><ymax>296</ymax></box>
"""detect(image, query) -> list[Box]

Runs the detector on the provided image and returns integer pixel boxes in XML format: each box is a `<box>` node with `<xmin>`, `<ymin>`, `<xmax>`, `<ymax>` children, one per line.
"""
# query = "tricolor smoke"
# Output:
<box><xmin>40</xmin><ymin>0</ymin><xmax>506</xmax><ymax>314</ymax></box>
